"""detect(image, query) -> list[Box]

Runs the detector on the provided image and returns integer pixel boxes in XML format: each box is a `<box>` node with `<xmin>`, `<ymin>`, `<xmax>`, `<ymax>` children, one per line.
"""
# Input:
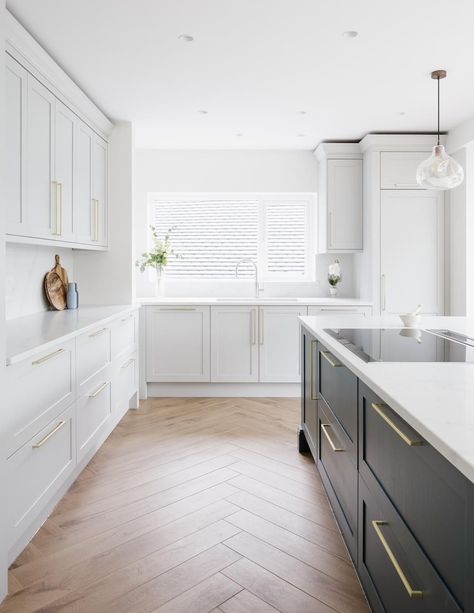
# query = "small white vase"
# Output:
<box><xmin>154</xmin><ymin>268</ymin><xmax>165</xmax><ymax>296</ymax></box>
<box><xmin>329</xmin><ymin>286</ymin><xmax>338</xmax><ymax>297</ymax></box>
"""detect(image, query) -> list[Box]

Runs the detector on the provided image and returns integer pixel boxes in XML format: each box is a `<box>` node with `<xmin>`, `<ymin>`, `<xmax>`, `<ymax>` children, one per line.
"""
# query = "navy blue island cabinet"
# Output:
<box><xmin>299</xmin><ymin>329</ymin><xmax>474</xmax><ymax>613</ymax></box>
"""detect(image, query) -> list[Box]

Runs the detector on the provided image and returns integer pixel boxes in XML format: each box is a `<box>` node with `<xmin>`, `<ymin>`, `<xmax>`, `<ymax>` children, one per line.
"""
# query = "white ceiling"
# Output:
<box><xmin>6</xmin><ymin>0</ymin><xmax>474</xmax><ymax>150</ymax></box>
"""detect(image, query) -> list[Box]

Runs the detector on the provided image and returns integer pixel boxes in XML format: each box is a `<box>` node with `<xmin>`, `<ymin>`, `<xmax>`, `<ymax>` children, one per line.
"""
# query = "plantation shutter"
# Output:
<box><xmin>263</xmin><ymin>200</ymin><xmax>309</xmax><ymax>278</ymax></box>
<box><xmin>151</xmin><ymin>199</ymin><xmax>259</xmax><ymax>278</ymax></box>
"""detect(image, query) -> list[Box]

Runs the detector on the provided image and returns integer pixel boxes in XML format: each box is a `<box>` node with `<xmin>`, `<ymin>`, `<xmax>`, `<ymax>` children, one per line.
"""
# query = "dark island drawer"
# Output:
<box><xmin>359</xmin><ymin>382</ymin><xmax>471</xmax><ymax>610</ymax></box>
<box><xmin>318</xmin><ymin>397</ymin><xmax>358</xmax><ymax>560</ymax></box>
<box><xmin>318</xmin><ymin>343</ymin><xmax>357</xmax><ymax>442</ymax></box>
<box><xmin>358</xmin><ymin>473</ymin><xmax>461</xmax><ymax>613</ymax></box>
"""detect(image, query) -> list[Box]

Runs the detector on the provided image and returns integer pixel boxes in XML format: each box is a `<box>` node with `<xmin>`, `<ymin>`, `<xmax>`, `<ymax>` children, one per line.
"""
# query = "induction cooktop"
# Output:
<box><xmin>323</xmin><ymin>328</ymin><xmax>474</xmax><ymax>363</ymax></box>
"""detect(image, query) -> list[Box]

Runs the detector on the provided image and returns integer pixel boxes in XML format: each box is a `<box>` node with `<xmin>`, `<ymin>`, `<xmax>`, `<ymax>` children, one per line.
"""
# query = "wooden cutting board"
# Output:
<box><xmin>44</xmin><ymin>255</ymin><xmax>68</xmax><ymax>311</ymax></box>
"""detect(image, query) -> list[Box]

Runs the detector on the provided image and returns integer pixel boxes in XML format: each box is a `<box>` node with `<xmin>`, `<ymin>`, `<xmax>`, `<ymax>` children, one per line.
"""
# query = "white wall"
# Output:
<box><xmin>75</xmin><ymin>122</ymin><xmax>134</xmax><ymax>305</ymax></box>
<box><xmin>133</xmin><ymin>149</ymin><xmax>356</xmax><ymax>298</ymax></box>
<box><xmin>5</xmin><ymin>244</ymin><xmax>74</xmax><ymax>319</ymax></box>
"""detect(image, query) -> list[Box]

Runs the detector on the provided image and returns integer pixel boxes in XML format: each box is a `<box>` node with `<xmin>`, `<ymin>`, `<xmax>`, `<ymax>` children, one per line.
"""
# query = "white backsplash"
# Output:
<box><xmin>136</xmin><ymin>253</ymin><xmax>356</xmax><ymax>298</ymax></box>
<box><xmin>5</xmin><ymin>244</ymin><xmax>75</xmax><ymax>320</ymax></box>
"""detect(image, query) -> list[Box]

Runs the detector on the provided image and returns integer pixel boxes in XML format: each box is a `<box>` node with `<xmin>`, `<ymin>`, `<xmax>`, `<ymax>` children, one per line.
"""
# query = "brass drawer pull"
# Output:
<box><xmin>121</xmin><ymin>358</ymin><xmax>135</xmax><ymax>369</ymax></box>
<box><xmin>310</xmin><ymin>340</ymin><xmax>317</xmax><ymax>400</ymax></box>
<box><xmin>121</xmin><ymin>314</ymin><xmax>134</xmax><ymax>323</ymax></box>
<box><xmin>321</xmin><ymin>423</ymin><xmax>344</xmax><ymax>452</ymax></box>
<box><xmin>371</xmin><ymin>403</ymin><xmax>423</xmax><ymax>447</ymax></box>
<box><xmin>321</xmin><ymin>350</ymin><xmax>342</xmax><ymax>368</ymax></box>
<box><xmin>159</xmin><ymin>307</ymin><xmax>197</xmax><ymax>311</ymax></box>
<box><xmin>32</xmin><ymin>420</ymin><xmax>66</xmax><ymax>448</ymax></box>
<box><xmin>32</xmin><ymin>348</ymin><xmax>65</xmax><ymax>366</ymax></box>
<box><xmin>372</xmin><ymin>521</ymin><xmax>423</xmax><ymax>599</ymax></box>
<box><xmin>89</xmin><ymin>327</ymin><xmax>108</xmax><ymax>338</ymax></box>
<box><xmin>89</xmin><ymin>382</ymin><xmax>108</xmax><ymax>398</ymax></box>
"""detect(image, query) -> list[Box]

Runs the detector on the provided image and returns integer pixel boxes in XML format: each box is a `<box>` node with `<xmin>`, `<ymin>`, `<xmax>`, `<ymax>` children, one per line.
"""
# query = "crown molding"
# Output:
<box><xmin>6</xmin><ymin>10</ymin><xmax>113</xmax><ymax>139</ymax></box>
<box><xmin>359</xmin><ymin>133</ymin><xmax>444</xmax><ymax>153</ymax></box>
<box><xmin>313</xmin><ymin>142</ymin><xmax>362</xmax><ymax>161</ymax></box>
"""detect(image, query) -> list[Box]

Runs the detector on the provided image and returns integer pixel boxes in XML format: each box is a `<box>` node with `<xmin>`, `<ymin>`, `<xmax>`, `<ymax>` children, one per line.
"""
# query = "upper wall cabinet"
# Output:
<box><xmin>5</xmin><ymin>53</ymin><xmax>109</xmax><ymax>250</ymax></box>
<box><xmin>380</xmin><ymin>151</ymin><xmax>428</xmax><ymax>189</ymax></box>
<box><xmin>315</xmin><ymin>143</ymin><xmax>363</xmax><ymax>253</ymax></box>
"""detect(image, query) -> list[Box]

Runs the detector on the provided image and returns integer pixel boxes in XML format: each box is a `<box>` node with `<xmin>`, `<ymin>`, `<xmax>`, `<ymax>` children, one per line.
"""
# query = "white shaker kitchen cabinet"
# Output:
<box><xmin>211</xmin><ymin>306</ymin><xmax>259</xmax><ymax>382</ymax></box>
<box><xmin>53</xmin><ymin>101</ymin><xmax>76</xmax><ymax>242</ymax></box>
<box><xmin>259</xmin><ymin>306</ymin><xmax>307</xmax><ymax>383</ymax></box>
<box><xmin>146</xmin><ymin>306</ymin><xmax>210</xmax><ymax>382</ymax></box>
<box><xmin>380</xmin><ymin>190</ymin><xmax>444</xmax><ymax>315</ymax></box>
<box><xmin>315</xmin><ymin>143</ymin><xmax>363</xmax><ymax>253</ymax></box>
<box><xmin>91</xmin><ymin>134</ymin><xmax>108</xmax><ymax>246</ymax></box>
<box><xmin>380</xmin><ymin>152</ymin><xmax>428</xmax><ymax>189</ymax></box>
<box><xmin>26</xmin><ymin>74</ymin><xmax>56</xmax><ymax>239</ymax></box>
<box><xmin>5</xmin><ymin>54</ymin><xmax>27</xmax><ymax>236</ymax></box>
<box><xmin>75</xmin><ymin>122</ymin><xmax>94</xmax><ymax>244</ymax></box>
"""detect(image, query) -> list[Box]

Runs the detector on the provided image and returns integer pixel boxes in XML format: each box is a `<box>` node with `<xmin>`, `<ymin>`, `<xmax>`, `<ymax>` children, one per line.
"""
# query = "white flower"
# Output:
<box><xmin>328</xmin><ymin>261</ymin><xmax>341</xmax><ymax>276</ymax></box>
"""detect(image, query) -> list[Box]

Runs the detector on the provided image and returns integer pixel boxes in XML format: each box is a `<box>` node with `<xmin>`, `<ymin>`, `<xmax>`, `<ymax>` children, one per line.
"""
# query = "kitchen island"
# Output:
<box><xmin>299</xmin><ymin>315</ymin><xmax>474</xmax><ymax>613</ymax></box>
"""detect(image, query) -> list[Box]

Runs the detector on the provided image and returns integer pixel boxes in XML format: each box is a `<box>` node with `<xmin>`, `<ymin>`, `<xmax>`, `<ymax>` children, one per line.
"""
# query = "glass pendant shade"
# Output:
<box><xmin>416</xmin><ymin>144</ymin><xmax>464</xmax><ymax>190</ymax></box>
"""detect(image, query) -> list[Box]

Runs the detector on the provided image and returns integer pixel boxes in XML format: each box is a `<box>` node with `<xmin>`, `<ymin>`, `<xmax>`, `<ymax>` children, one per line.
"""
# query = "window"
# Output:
<box><xmin>148</xmin><ymin>193</ymin><xmax>315</xmax><ymax>281</ymax></box>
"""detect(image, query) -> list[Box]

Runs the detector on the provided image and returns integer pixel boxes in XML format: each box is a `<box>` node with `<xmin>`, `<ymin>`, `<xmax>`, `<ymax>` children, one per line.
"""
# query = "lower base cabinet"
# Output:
<box><xmin>6</xmin><ymin>404</ymin><xmax>75</xmax><ymax>548</ymax></box>
<box><xmin>359</xmin><ymin>472</ymin><xmax>462</xmax><ymax>613</ymax></box>
<box><xmin>299</xmin><ymin>324</ymin><xmax>474</xmax><ymax>613</ymax></box>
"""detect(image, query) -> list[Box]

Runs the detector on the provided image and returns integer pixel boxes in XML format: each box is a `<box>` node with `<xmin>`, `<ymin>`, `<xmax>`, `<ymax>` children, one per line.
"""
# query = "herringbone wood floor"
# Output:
<box><xmin>2</xmin><ymin>397</ymin><xmax>369</xmax><ymax>613</ymax></box>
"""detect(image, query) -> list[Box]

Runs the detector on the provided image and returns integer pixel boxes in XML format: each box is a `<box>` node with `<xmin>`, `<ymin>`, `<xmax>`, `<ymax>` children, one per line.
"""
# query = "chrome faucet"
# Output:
<box><xmin>235</xmin><ymin>258</ymin><xmax>262</xmax><ymax>298</ymax></box>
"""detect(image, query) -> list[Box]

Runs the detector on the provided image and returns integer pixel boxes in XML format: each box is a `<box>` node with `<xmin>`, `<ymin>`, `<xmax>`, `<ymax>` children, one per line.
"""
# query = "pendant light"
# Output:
<box><xmin>416</xmin><ymin>70</ymin><xmax>464</xmax><ymax>190</ymax></box>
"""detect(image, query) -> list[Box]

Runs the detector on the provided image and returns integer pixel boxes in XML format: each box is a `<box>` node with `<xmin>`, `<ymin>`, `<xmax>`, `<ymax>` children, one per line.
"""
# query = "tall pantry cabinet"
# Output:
<box><xmin>359</xmin><ymin>135</ymin><xmax>445</xmax><ymax>316</ymax></box>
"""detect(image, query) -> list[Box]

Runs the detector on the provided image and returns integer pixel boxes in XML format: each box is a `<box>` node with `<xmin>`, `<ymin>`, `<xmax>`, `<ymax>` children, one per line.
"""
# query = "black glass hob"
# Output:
<box><xmin>323</xmin><ymin>328</ymin><xmax>474</xmax><ymax>363</ymax></box>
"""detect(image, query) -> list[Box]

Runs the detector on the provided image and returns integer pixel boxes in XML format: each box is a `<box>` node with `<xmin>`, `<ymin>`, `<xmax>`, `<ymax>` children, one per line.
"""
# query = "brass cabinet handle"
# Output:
<box><xmin>51</xmin><ymin>181</ymin><xmax>61</xmax><ymax>235</ymax></box>
<box><xmin>32</xmin><ymin>348</ymin><xmax>65</xmax><ymax>366</ymax></box>
<box><xmin>32</xmin><ymin>420</ymin><xmax>66</xmax><ymax>448</ymax></box>
<box><xmin>159</xmin><ymin>307</ymin><xmax>196</xmax><ymax>311</ymax></box>
<box><xmin>88</xmin><ymin>381</ymin><xmax>108</xmax><ymax>398</ymax></box>
<box><xmin>121</xmin><ymin>314</ymin><xmax>134</xmax><ymax>323</ymax></box>
<box><xmin>259</xmin><ymin>308</ymin><xmax>264</xmax><ymax>345</ymax></box>
<box><xmin>321</xmin><ymin>423</ymin><xmax>344</xmax><ymax>452</ymax></box>
<box><xmin>372</xmin><ymin>521</ymin><xmax>423</xmax><ymax>599</ymax></box>
<box><xmin>321</xmin><ymin>350</ymin><xmax>342</xmax><ymax>368</ymax></box>
<box><xmin>57</xmin><ymin>182</ymin><xmax>62</xmax><ymax>236</ymax></box>
<box><xmin>89</xmin><ymin>327</ymin><xmax>108</xmax><ymax>338</ymax></box>
<box><xmin>381</xmin><ymin>274</ymin><xmax>386</xmax><ymax>311</ymax></box>
<box><xmin>319</xmin><ymin>308</ymin><xmax>359</xmax><ymax>313</ymax></box>
<box><xmin>371</xmin><ymin>403</ymin><xmax>423</xmax><ymax>447</ymax></box>
<box><xmin>250</xmin><ymin>308</ymin><xmax>257</xmax><ymax>345</ymax></box>
<box><xmin>121</xmin><ymin>358</ymin><xmax>135</xmax><ymax>369</ymax></box>
<box><xmin>95</xmin><ymin>199</ymin><xmax>100</xmax><ymax>241</ymax></box>
<box><xmin>310</xmin><ymin>340</ymin><xmax>317</xmax><ymax>400</ymax></box>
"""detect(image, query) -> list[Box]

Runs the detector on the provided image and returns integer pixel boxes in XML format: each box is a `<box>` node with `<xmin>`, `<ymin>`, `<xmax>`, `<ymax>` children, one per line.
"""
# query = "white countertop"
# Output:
<box><xmin>139</xmin><ymin>296</ymin><xmax>372</xmax><ymax>306</ymax></box>
<box><xmin>6</xmin><ymin>304</ymin><xmax>140</xmax><ymax>366</ymax></box>
<box><xmin>299</xmin><ymin>314</ymin><xmax>474</xmax><ymax>484</ymax></box>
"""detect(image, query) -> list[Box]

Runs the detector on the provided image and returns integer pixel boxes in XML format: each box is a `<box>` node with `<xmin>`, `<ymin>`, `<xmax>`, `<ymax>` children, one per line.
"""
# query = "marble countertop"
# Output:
<box><xmin>299</xmin><ymin>314</ymin><xmax>474</xmax><ymax>484</ymax></box>
<box><xmin>6</xmin><ymin>304</ymin><xmax>140</xmax><ymax>366</ymax></box>
<box><xmin>139</xmin><ymin>296</ymin><xmax>373</xmax><ymax>306</ymax></box>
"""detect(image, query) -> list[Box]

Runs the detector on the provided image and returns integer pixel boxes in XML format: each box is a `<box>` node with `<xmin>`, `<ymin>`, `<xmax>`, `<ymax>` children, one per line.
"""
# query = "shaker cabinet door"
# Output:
<box><xmin>54</xmin><ymin>101</ymin><xmax>76</xmax><ymax>242</ymax></box>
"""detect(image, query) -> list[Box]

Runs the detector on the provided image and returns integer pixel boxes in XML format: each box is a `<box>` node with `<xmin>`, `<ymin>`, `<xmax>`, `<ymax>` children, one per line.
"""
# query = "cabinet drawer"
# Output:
<box><xmin>112</xmin><ymin>353</ymin><xmax>137</xmax><ymax>417</ymax></box>
<box><xmin>76</xmin><ymin>325</ymin><xmax>111</xmax><ymax>389</ymax></box>
<box><xmin>111</xmin><ymin>311</ymin><xmax>137</xmax><ymax>360</ymax></box>
<box><xmin>318</xmin><ymin>398</ymin><xmax>357</xmax><ymax>560</ymax></box>
<box><xmin>6</xmin><ymin>404</ymin><xmax>75</xmax><ymax>547</ymax></box>
<box><xmin>318</xmin><ymin>343</ymin><xmax>357</xmax><ymax>442</ymax></box>
<box><xmin>380</xmin><ymin>151</ymin><xmax>427</xmax><ymax>189</ymax></box>
<box><xmin>5</xmin><ymin>341</ymin><xmax>75</xmax><ymax>457</ymax></box>
<box><xmin>308</xmin><ymin>306</ymin><xmax>371</xmax><ymax>317</ymax></box>
<box><xmin>359</xmin><ymin>383</ymin><xmax>470</xmax><ymax>610</ymax></box>
<box><xmin>358</xmin><ymin>473</ymin><xmax>461</xmax><ymax>613</ymax></box>
<box><xmin>77</xmin><ymin>378</ymin><xmax>111</xmax><ymax>462</ymax></box>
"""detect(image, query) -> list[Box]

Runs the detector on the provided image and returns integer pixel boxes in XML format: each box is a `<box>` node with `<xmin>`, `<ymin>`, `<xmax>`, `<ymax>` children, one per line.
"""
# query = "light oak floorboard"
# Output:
<box><xmin>219</xmin><ymin>589</ymin><xmax>279</xmax><ymax>612</ymax></box>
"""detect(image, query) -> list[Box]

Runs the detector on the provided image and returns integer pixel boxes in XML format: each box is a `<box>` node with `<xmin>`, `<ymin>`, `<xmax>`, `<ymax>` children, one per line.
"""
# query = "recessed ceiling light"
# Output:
<box><xmin>342</xmin><ymin>30</ymin><xmax>358</xmax><ymax>39</ymax></box>
<box><xmin>399</xmin><ymin>111</ymin><xmax>407</xmax><ymax>116</ymax></box>
<box><xmin>298</xmin><ymin>111</ymin><xmax>307</xmax><ymax>115</ymax></box>
<box><xmin>297</xmin><ymin>134</ymin><xmax>305</xmax><ymax>137</ymax></box>
<box><xmin>236</xmin><ymin>133</ymin><xmax>244</xmax><ymax>137</ymax></box>
<box><xmin>178</xmin><ymin>34</ymin><xmax>194</xmax><ymax>42</ymax></box>
<box><xmin>198</xmin><ymin>110</ymin><xmax>208</xmax><ymax>114</ymax></box>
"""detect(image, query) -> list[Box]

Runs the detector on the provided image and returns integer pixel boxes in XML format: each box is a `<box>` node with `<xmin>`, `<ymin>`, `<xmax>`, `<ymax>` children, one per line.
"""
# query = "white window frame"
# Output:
<box><xmin>147</xmin><ymin>192</ymin><xmax>317</xmax><ymax>282</ymax></box>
